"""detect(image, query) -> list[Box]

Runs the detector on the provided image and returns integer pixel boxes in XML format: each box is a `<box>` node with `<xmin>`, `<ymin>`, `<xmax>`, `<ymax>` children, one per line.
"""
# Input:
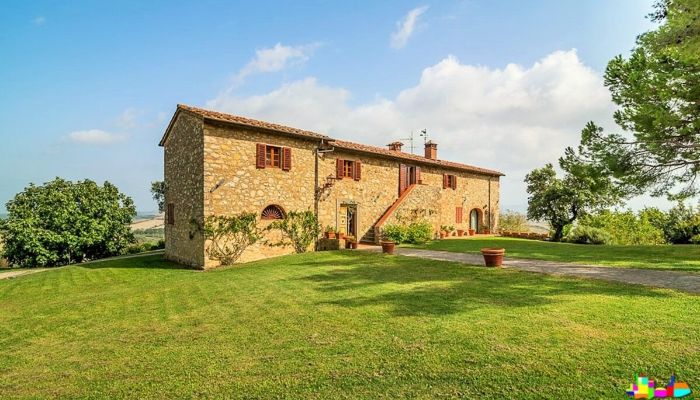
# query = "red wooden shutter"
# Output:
<box><xmin>282</xmin><ymin>147</ymin><xmax>292</xmax><ymax>171</ymax></box>
<box><xmin>399</xmin><ymin>164</ymin><xmax>407</xmax><ymax>195</ymax></box>
<box><xmin>452</xmin><ymin>175</ymin><xmax>457</xmax><ymax>190</ymax></box>
<box><xmin>456</xmin><ymin>207</ymin><xmax>463</xmax><ymax>223</ymax></box>
<box><xmin>443</xmin><ymin>174</ymin><xmax>448</xmax><ymax>189</ymax></box>
<box><xmin>415</xmin><ymin>167</ymin><xmax>421</xmax><ymax>184</ymax></box>
<box><xmin>256</xmin><ymin>143</ymin><xmax>266</xmax><ymax>169</ymax></box>
<box><xmin>336</xmin><ymin>159</ymin><xmax>344</xmax><ymax>178</ymax></box>
<box><xmin>354</xmin><ymin>160</ymin><xmax>361</xmax><ymax>181</ymax></box>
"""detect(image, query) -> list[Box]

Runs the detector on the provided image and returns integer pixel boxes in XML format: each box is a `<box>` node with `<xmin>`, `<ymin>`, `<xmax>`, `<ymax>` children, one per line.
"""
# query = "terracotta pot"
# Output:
<box><xmin>350</xmin><ymin>242</ymin><xmax>358</xmax><ymax>249</ymax></box>
<box><xmin>381</xmin><ymin>241</ymin><xmax>396</xmax><ymax>254</ymax></box>
<box><xmin>468</xmin><ymin>229</ymin><xmax>476</xmax><ymax>236</ymax></box>
<box><xmin>439</xmin><ymin>232</ymin><xmax>446</xmax><ymax>239</ymax></box>
<box><xmin>326</xmin><ymin>232</ymin><xmax>336</xmax><ymax>239</ymax></box>
<box><xmin>483</xmin><ymin>229</ymin><xmax>491</xmax><ymax>234</ymax></box>
<box><xmin>457</xmin><ymin>229</ymin><xmax>464</xmax><ymax>237</ymax></box>
<box><xmin>481</xmin><ymin>248</ymin><xmax>505</xmax><ymax>267</ymax></box>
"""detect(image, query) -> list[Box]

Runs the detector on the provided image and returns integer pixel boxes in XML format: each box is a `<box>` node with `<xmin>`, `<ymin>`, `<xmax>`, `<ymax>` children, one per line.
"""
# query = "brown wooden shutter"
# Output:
<box><xmin>167</xmin><ymin>203</ymin><xmax>175</xmax><ymax>225</ymax></box>
<box><xmin>256</xmin><ymin>143</ymin><xmax>266</xmax><ymax>169</ymax></box>
<box><xmin>443</xmin><ymin>174</ymin><xmax>448</xmax><ymax>189</ymax></box>
<box><xmin>399</xmin><ymin>164</ymin><xmax>407</xmax><ymax>195</ymax></box>
<box><xmin>456</xmin><ymin>207</ymin><xmax>463</xmax><ymax>223</ymax></box>
<box><xmin>415</xmin><ymin>167</ymin><xmax>421</xmax><ymax>184</ymax></box>
<box><xmin>452</xmin><ymin>175</ymin><xmax>457</xmax><ymax>190</ymax></box>
<box><xmin>336</xmin><ymin>159</ymin><xmax>344</xmax><ymax>178</ymax></box>
<box><xmin>282</xmin><ymin>147</ymin><xmax>292</xmax><ymax>171</ymax></box>
<box><xmin>354</xmin><ymin>160</ymin><xmax>361</xmax><ymax>181</ymax></box>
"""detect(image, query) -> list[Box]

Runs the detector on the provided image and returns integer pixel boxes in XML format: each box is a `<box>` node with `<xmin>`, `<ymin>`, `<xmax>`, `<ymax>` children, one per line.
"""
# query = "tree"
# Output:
<box><xmin>525</xmin><ymin>140</ymin><xmax>623</xmax><ymax>241</ymax></box>
<box><xmin>150</xmin><ymin>181</ymin><xmax>166</xmax><ymax>214</ymax></box>
<box><xmin>576</xmin><ymin>0</ymin><xmax>700</xmax><ymax>199</ymax></box>
<box><xmin>0</xmin><ymin>178</ymin><xmax>136</xmax><ymax>267</ymax></box>
<box><xmin>203</xmin><ymin>213</ymin><xmax>261</xmax><ymax>265</ymax></box>
<box><xmin>267</xmin><ymin>211</ymin><xmax>321</xmax><ymax>253</ymax></box>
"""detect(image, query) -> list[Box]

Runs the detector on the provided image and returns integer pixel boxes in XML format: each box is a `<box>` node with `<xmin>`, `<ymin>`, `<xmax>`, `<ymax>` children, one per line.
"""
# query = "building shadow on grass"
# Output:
<box><xmin>80</xmin><ymin>251</ymin><xmax>195</xmax><ymax>270</ymax></box>
<box><xmin>296</xmin><ymin>252</ymin><xmax>672</xmax><ymax>317</ymax></box>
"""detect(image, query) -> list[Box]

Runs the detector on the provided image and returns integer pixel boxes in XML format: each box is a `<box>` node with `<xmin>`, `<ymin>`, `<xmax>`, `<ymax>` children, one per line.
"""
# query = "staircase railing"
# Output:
<box><xmin>370</xmin><ymin>184</ymin><xmax>417</xmax><ymax>244</ymax></box>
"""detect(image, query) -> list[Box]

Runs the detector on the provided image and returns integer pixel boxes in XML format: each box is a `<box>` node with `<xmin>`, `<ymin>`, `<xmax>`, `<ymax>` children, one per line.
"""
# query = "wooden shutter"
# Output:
<box><xmin>256</xmin><ymin>143</ymin><xmax>266</xmax><ymax>169</ymax></box>
<box><xmin>354</xmin><ymin>160</ymin><xmax>362</xmax><ymax>181</ymax></box>
<box><xmin>443</xmin><ymin>174</ymin><xmax>448</xmax><ymax>189</ymax></box>
<box><xmin>399</xmin><ymin>164</ymin><xmax>407</xmax><ymax>195</ymax></box>
<box><xmin>336</xmin><ymin>159</ymin><xmax>344</xmax><ymax>178</ymax></box>
<box><xmin>167</xmin><ymin>203</ymin><xmax>175</xmax><ymax>225</ymax></box>
<box><xmin>415</xmin><ymin>167</ymin><xmax>421</xmax><ymax>184</ymax></box>
<box><xmin>452</xmin><ymin>175</ymin><xmax>457</xmax><ymax>190</ymax></box>
<box><xmin>456</xmin><ymin>207</ymin><xmax>463</xmax><ymax>223</ymax></box>
<box><xmin>282</xmin><ymin>147</ymin><xmax>292</xmax><ymax>171</ymax></box>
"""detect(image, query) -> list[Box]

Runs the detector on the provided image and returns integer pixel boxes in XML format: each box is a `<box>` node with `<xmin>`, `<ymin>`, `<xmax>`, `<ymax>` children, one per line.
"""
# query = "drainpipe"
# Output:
<box><xmin>314</xmin><ymin>140</ymin><xmax>334</xmax><ymax>248</ymax></box>
<box><xmin>488</xmin><ymin>177</ymin><xmax>492</xmax><ymax>231</ymax></box>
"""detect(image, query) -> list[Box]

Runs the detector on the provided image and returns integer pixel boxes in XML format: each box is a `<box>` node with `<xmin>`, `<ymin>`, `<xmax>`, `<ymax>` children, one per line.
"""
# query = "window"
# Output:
<box><xmin>167</xmin><ymin>203</ymin><xmax>175</xmax><ymax>225</ymax></box>
<box><xmin>336</xmin><ymin>159</ymin><xmax>362</xmax><ymax>181</ymax></box>
<box><xmin>443</xmin><ymin>174</ymin><xmax>457</xmax><ymax>190</ymax></box>
<box><xmin>261</xmin><ymin>204</ymin><xmax>285</xmax><ymax>220</ymax></box>
<box><xmin>266</xmin><ymin>145</ymin><xmax>281</xmax><ymax>168</ymax></box>
<box><xmin>256</xmin><ymin>144</ymin><xmax>292</xmax><ymax>171</ymax></box>
<box><xmin>343</xmin><ymin>160</ymin><xmax>354</xmax><ymax>178</ymax></box>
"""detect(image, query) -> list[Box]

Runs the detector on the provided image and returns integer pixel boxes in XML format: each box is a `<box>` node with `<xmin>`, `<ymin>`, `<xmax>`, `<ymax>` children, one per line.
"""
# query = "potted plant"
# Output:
<box><xmin>380</xmin><ymin>237</ymin><xmax>396</xmax><ymax>254</ymax></box>
<box><xmin>457</xmin><ymin>228</ymin><xmax>465</xmax><ymax>237</ymax></box>
<box><xmin>345</xmin><ymin>235</ymin><xmax>358</xmax><ymax>249</ymax></box>
<box><xmin>439</xmin><ymin>225</ymin><xmax>449</xmax><ymax>239</ymax></box>
<box><xmin>448</xmin><ymin>226</ymin><xmax>456</xmax><ymax>236</ymax></box>
<box><xmin>325</xmin><ymin>225</ymin><xmax>336</xmax><ymax>239</ymax></box>
<box><xmin>481</xmin><ymin>247</ymin><xmax>505</xmax><ymax>267</ymax></box>
<box><xmin>468</xmin><ymin>228</ymin><xmax>476</xmax><ymax>236</ymax></box>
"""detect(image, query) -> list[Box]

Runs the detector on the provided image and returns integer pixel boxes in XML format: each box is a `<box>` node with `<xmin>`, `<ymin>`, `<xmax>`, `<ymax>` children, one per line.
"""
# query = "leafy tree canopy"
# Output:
<box><xmin>576</xmin><ymin>0</ymin><xmax>700</xmax><ymax>199</ymax></box>
<box><xmin>150</xmin><ymin>181</ymin><xmax>166</xmax><ymax>214</ymax></box>
<box><xmin>0</xmin><ymin>178</ymin><xmax>136</xmax><ymax>267</ymax></box>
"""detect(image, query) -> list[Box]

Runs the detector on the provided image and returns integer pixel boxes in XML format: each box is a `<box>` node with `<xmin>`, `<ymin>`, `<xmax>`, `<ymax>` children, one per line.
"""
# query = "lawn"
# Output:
<box><xmin>411</xmin><ymin>236</ymin><xmax>700</xmax><ymax>272</ymax></box>
<box><xmin>0</xmin><ymin>252</ymin><xmax>698</xmax><ymax>398</ymax></box>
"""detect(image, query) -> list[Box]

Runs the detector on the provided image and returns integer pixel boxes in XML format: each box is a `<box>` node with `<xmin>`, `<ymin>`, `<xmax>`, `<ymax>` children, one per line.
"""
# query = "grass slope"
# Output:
<box><xmin>0</xmin><ymin>252</ymin><xmax>698</xmax><ymax>398</ymax></box>
<box><xmin>412</xmin><ymin>237</ymin><xmax>700</xmax><ymax>272</ymax></box>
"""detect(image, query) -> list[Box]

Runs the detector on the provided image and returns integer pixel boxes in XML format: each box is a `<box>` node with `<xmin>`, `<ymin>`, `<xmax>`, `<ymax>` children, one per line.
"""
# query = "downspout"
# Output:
<box><xmin>488</xmin><ymin>177</ymin><xmax>492</xmax><ymax>231</ymax></box>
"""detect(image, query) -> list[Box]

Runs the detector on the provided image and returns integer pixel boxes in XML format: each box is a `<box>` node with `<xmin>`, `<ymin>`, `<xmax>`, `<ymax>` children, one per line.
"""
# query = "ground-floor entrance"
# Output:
<box><xmin>338</xmin><ymin>203</ymin><xmax>358</xmax><ymax>238</ymax></box>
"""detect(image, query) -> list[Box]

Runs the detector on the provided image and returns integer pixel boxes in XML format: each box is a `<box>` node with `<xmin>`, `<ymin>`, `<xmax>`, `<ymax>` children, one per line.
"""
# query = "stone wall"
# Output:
<box><xmin>166</xmin><ymin>117</ymin><xmax>500</xmax><ymax>268</ymax></box>
<box><xmin>163</xmin><ymin>112</ymin><xmax>205</xmax><ymax>267</ymax></box>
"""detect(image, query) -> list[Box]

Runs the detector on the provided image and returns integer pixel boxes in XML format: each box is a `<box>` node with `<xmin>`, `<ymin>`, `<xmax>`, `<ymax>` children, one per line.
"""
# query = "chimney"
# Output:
<box><xmin>424</xmin><ymin>140</ymin><xmax>437</xmax><ymax>160</ymax></box>
<box><xmin>387</xmin><ymin>141</ymin><xmax>404</xmax><ymax>152</ymax></box>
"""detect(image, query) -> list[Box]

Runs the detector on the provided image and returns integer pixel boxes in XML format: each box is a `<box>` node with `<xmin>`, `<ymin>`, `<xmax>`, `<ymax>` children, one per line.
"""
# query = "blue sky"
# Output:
<box><xmin>1</xmin><ymin>0</ymin><xmax>661</xmax><ymax>213</ymax></box>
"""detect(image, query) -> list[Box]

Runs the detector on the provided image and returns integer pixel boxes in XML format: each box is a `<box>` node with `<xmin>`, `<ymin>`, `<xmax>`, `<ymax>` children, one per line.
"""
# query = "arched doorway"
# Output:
<box><xmin>469</xmin><ymin>208</ymin><xmax>481</xmax><ymax>232</ymax></box>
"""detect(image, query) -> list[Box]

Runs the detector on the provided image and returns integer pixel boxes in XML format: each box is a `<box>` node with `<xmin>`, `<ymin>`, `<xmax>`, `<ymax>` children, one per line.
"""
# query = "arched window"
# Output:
<box><xmin>261</xmin><ymin>204</ymin><xmax>285</xmax><ymax>220</ymax></box>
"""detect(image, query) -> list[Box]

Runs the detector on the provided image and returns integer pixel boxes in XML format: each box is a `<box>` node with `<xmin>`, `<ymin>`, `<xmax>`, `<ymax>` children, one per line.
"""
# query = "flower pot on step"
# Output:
<box><xmin>380</xmin><ymin>241</ymin><xmax>396</xmax><ymax>254</ymax></box>
<box><xmin>481</xmin><ymin>248</ymin><xmax>505</xmax><ymax>267</ymax></box>
<box><xmin>468</xmin><ymin>229</ymin><xmax>475</xmax><ymax>236</ymax></box>
<box><xmin>439</xmin><ymin>232</ymin><xmax>446</xmax><ymax>239</ymax></box>
<box><xmin>457</xmin><ymin>229</ymin><xmax>464</xmax><ymax>237</ymax></box>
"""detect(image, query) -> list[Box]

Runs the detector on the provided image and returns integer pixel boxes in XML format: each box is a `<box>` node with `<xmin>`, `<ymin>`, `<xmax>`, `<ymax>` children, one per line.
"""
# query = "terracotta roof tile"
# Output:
<box><xmin>177</xmin><ymin>104</ymin><xmax>330</xmax><ymax>140</ymax></box>
<box><xmin>161</xmin><ymin>104</ymin><xmax>504</xmax><ymax>177</ymax></box>
<box><xmin>331</xmin><ymin>140</ymin><xmax>504</xmax><ymax>176</ymax></box>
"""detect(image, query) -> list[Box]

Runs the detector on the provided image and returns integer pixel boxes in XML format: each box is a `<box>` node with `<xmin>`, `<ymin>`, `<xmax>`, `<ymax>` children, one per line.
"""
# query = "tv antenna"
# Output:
<box><xmin>419</xmin><ymin>129</ymin><xmax>429</xmax><ymax>145</ymax></box>
<box><xmin>399</xmin><ymin>131</ymin><xmax>416</xmax><ymax>154</ymax></box>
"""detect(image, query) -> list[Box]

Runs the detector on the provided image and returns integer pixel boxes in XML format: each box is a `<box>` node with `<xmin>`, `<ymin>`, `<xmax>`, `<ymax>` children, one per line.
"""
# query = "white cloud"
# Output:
<box><xmin>116</xmin><ymin>108</ymin><xmax>140</xmax><ymax>129</ymax></box>
<box><xmin>233</xmin><ymin>43</ymin><xmax>319</xmax><ymax>86</ymax></box>
<box><xmin>206</xmin><ymin>49</ymin><xmax>615</xmax><ymax>211</ymax></box>
<box><xmin>67</xmin><ymin>129</ymin><xmax>125</xmax><ymax>144</ymax></box>
<box><xmin>32</xmin><ymin>16</ymin><xmax>46</xmax><ymax>26</ymax></box>
<box><xmin>390</xmin><ymin>6</ymin><xmax>429</xmax><ymax>49</ymax></box>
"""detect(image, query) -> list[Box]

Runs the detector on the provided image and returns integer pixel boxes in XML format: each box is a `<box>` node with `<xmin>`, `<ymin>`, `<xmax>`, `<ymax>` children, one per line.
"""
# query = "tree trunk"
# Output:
<box><xmin>552</xmin><ymin>225</ymin><xmax>565</xmax><ymax>242</ymax></box>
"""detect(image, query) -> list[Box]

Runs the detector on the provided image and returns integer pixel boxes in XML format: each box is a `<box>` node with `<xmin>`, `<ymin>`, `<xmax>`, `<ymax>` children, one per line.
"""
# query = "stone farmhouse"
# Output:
<box><xmin>159</xmin><ymin>104</ymin><xmax>504</xmax><ymax>268</ymax></box>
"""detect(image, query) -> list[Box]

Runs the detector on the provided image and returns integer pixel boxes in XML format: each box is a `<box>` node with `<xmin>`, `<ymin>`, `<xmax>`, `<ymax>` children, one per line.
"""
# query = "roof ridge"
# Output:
<box><xmin>164</xmin><ymin>104</ymin><xmax>504</xmax><ymax>177</ymax></box>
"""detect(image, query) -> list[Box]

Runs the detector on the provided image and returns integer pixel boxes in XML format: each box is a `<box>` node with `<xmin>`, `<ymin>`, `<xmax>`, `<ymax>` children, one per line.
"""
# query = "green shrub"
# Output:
<box><xmin>690</xmin><ymin>234</ymin><xmax>700</xmax><ymax>244</ymax></box>
<box><xmin>266</xmin><ymin>211</ymin><xmax>321</xmax><ymax>254</ymax></box>
<box><xmin>499</xmin><ymin>210</ymin><xmax>528</xmax><ymax>232</ymax></box>
<box><xmin>663</xmin><ymin>202</ymin><xmax>700</xmax><ymax>244</ymax></box>
<box><xmin>204</xmin><ymin>213</ymin><xmax>262</xmax><ymax>264</ymax></box>
<box><xmin>580</xmin><ymin>210</ymin><xmax>665</xmax><ymax>245</ymax></box>
<box><xmin>565</xmin><ymin>225</ymin><xmax>612</xmax><ymax>245</ymax></box>
<box><xmin>406</xmin><ymin>221</ymin><xmax>433</xmax><ymax>244</ymax></box>
<box><xmin>125</xmin><ymin>243</ymin><xmax>147</xmax><ymax>255</ymax></box>
<box><xmin>382</xmin><ymin>224</ymin><xmax>407</xmax><ymax>244</ymax></box>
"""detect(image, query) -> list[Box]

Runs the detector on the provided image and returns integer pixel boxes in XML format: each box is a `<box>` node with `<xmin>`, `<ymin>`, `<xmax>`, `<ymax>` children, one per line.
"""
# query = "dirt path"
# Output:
<box><xmin>362</xmin><ymin>247</ymin><xmax>700</xmax><ymax>295</ymax></box>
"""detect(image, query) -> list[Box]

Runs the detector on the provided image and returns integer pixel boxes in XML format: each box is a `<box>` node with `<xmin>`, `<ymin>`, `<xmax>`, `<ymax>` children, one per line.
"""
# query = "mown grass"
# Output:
<box><xmin>0</xmin><ymin>251</ymin><xmax>698</xmax><ymax>399</ymax></box>
<box><xmin>411</xmin><ymin>236</ymin><xmax>700</xmax><ymax>272</ymax></box>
